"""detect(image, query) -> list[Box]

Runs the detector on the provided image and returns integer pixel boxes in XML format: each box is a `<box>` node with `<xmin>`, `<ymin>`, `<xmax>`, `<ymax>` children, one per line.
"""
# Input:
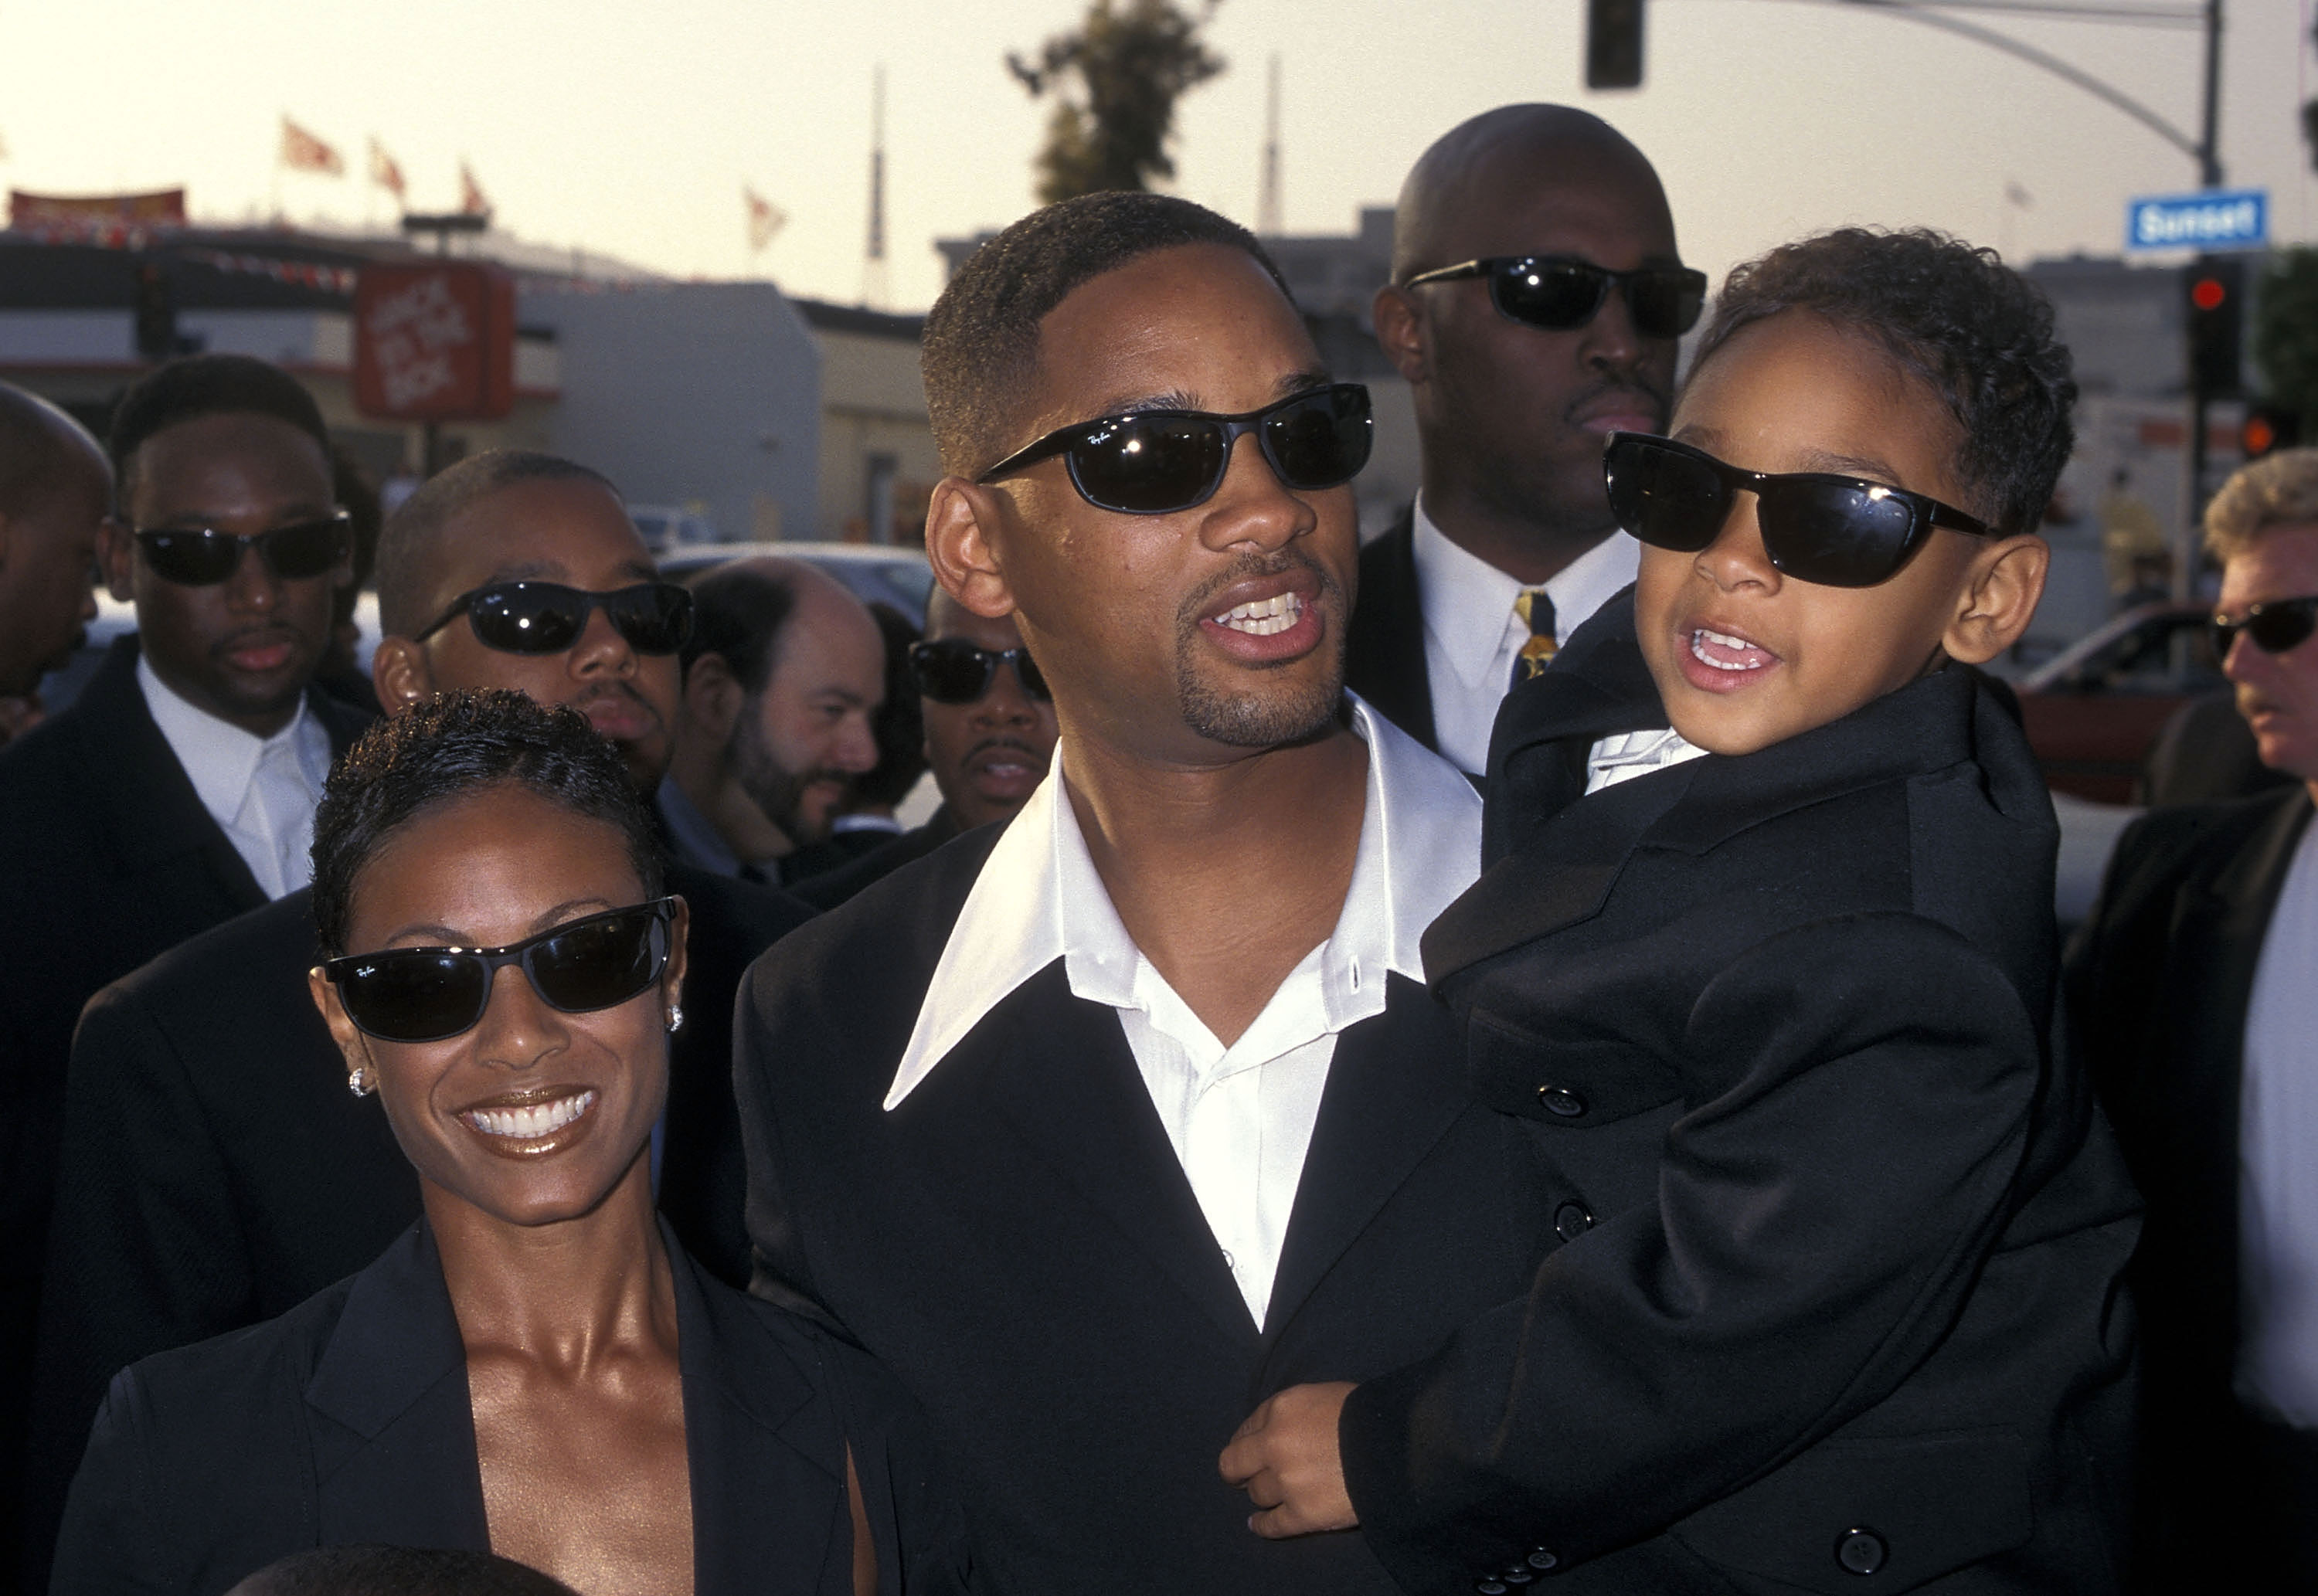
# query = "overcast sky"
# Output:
<box><xmin>0</xmin><ymin>0</ymin><xmax>2303</xmax><ymax>310</ymax></box>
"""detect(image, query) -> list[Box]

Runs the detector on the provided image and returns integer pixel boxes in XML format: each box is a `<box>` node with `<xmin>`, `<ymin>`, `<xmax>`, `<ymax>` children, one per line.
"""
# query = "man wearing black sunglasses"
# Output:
<box><xmin>1349</xmin><ymin>104</ymin><xmax>1691</xmax><ymax>775</ymax></box>
<box><xmin>21</xmin><ymin>450</ymin><xmax>817</xmax><ymax>1590</ymax></box>
<box><xmin>0</xmin><ymin>355</ymin><xmax>373</xmax><ymax>1583</ymax></box>
<box><xmin>2069</xmin><ymin>447</ymin><xmax>2318</xmax><ymax>1588</ymax></box>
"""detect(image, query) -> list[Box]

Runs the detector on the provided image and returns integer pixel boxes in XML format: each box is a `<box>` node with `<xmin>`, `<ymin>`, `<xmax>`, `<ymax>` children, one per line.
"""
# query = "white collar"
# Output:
<box><xmin>1409</xmin><ymin>493</ymin><xmax>1639</xmax><ymax>687</ymax></box>
<box><xmin>883</xmin><ymin>694</ymin><xmax>1481</xmax><ymax>1111</ymax></box>
<box><xmin>136</xmin><ymin>650</ymin><xmax>317</xmax><ymax>821</ymax></box>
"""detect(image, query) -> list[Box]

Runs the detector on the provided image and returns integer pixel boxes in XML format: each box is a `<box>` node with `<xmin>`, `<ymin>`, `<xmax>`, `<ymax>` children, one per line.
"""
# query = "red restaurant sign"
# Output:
<box><xmin>352</xmin><ymin>262</ymin><xmax>516</xmax><ymax>421</ymax></box>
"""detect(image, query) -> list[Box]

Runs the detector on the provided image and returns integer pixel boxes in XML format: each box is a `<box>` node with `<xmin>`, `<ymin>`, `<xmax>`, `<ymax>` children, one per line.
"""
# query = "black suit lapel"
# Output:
<box><xmin>1261</xmin><ymin>976</ymin><xmax>1467</xmax><ymax>1344</ymax></box>
<box><xmin>977</xmin><ymin>965</ymin><xmax>1262</xmax><ymax>1348</ymax></box>
<box><xmin>1346</xmin><ymin>515</ymin><xmax>1439</xmax><ymax>754</ymax></box>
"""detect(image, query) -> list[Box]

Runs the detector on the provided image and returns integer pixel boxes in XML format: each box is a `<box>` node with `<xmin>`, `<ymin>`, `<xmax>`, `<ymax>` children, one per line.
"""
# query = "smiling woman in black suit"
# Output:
<box><xmin>49</xmin><ymin>690</ymin><xmax>967</xmax><ymax>1596</ymax></box>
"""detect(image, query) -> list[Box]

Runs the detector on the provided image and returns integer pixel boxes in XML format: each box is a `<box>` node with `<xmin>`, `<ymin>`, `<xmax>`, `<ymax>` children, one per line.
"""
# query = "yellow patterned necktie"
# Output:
<box><xmin>1511</xmin><ymin>588</ymin><xmax>1558</xmax><ymax>689</ymax></box>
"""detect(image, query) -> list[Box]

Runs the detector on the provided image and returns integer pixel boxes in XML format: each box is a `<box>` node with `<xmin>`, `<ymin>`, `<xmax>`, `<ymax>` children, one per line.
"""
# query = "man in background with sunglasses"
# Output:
<box><xmin>1347</xmin><ymin>105</ymin><xmax>1696</xmax><ymax>776</ymax></box>
<box><xmin>19</xmin><ymin>450</ymin><xmax>816</xmax><ymax>1591</ymax></box>
<box><xmin>2069</xmin><ymin>447</ymin><xmax>2318</xmax><ymax>1588</ymax></box>
<box><xmin>660</xmin><ymin>556</ymin><xmax>888</xmax><ymax>887</ymax></box>
<box><xmin>732</xmin><ymin>191</ymin><xmax>1559</xmax><ymax>1596</ymax></box>
<box><xmin>795</xmin><ymin>589</ymin><xmax>1059</xmax><ymax>909</ymax></box>
<box><xmin>0</xmin><ymin>354</ymin><xmax>372</xmax><ymax>1587</ymax></box>
<box><xmin>0</xmin><ymin>382</ymin><xmax>109</xmax><ymax>749</ymax></box>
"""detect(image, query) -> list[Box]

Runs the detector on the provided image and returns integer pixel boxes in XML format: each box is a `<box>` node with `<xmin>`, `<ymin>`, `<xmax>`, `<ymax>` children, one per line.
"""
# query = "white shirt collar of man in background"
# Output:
<box><xmin>1410</xmin><ymin>493</ymin><xmax>1640</xmax><ymax>776</ymax></box>
<box><xmin>885</xmin><ymin>693</ymin><xmax>1482</xmax><ymax>1326</ymax></box>
<box><xmin>137</xmin><ymin>651</ymin><xmax>331</xmax><ymax>900</ymax></box>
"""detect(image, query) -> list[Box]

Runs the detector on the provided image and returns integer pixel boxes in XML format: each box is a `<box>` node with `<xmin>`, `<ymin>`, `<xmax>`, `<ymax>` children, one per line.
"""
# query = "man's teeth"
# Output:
<box><xmin>1691</xmin><ymin>627</ymin><xmax>1770</xmax><ymax>671</ymax></box>
<box><xmin>1217</xmin><ymin>593</ymin><xmax>1303</xmax><ymax>636</ymax></box>
<box><xmin>466</xmin><ymin>1091</ymin><xmax>594</xmax><ymax>1139</ymax></box>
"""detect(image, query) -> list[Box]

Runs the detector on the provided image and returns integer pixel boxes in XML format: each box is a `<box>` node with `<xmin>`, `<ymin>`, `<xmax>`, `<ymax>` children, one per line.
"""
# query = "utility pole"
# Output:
<box><xmin>2181</xmin><ymin>0</ymin><xmax>2225</xmax><ymax>597</ymax></box>
<box><xmin>863</xmin><ymin>66</ymin><xmax>889</xmax><ymax>311</ymax></box>
<box><xmin>1256</xmin><ymin>55</ymin><xmax>1283</xmax><ymax>238</ymax></box>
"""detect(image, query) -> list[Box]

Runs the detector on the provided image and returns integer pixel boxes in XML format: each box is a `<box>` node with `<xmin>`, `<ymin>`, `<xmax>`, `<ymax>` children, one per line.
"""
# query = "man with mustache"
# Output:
<box><xmin>0</xmin><ymin>355</ymin><xmax>371</xmax><ymax>1584</ymax></box>
<box><xmin>658</xmin><ymin>556</ymin><xmax>886</xmax><ymax>887</ymax></box>
<box><xmin>1348</xmin><ymin>105</ymin><xmax>1696</xmax><ymax>774</ymax></box>
<box><xmin>733</xmin><ymin>191</ymin><xmax>1558</xmax><ymax>1594</ymax></box>
<box><xmin>795</xmin><ymin>589</ymin><xmax>1058</xmax><ymax>908</ymax></box>
<box><xmin>21</xmin><ymin>450</ymin><xmax>813</xmax><ymax>1591</ymax></box>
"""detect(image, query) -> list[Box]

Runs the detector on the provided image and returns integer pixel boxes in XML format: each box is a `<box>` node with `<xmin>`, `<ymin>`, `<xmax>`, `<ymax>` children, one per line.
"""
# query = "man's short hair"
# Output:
<box><xmin>0</xmin><ymin>382</ymin><xmax>105</xmax><ymax>515</ymax></box>
<box><xmin>1691</xmin><ymin>228</ymin><xmax>2076</xmax><ymax>538</ymax></box>
<box><xmin>855</xmin><ymin>600</ymin><xmax>926</xmax><ymax>809</ymax></box>
<box><xmin>226</xmin><ymin>1544</ymin><xmax>577</xmax><ymax>1596</ymax></box>
<box><xmin>681</xmin><ymin>560</ymin><xmax>800</xmax><ymax>698</ymax></box>
<box><xmin>107</xmin><ymin>354</ymin><xmax>331</xmax><ymax>504</ymax></box>
<box><xmin>375</xmin><ymin>450</ymin><xmax>620</xmax><ymax>637</ymax></box>
<box><xmin>921</xmin><ymin>192</ymin><xmax>1292</xmax><ymax>479</ymax></box>
<box><xmin>2204</xmin><ymin>448</ymin><xmax>2318</xmax><ymax>562</ymax></box>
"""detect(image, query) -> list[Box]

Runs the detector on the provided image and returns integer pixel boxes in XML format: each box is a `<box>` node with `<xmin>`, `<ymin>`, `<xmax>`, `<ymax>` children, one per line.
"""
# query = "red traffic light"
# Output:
<box><xmin>2191</xmin><ymin>276</ymin><xmax>2228</xmax><ymax>312</ymax></box>
<box><xmin>2245</xmin><ymin>414</ymin><xmax>2279</xmax><ymax>455</ymax></box>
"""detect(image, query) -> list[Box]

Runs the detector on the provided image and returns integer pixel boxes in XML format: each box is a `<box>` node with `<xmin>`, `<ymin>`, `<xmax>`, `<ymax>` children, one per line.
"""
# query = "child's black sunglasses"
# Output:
<box><xmin>318</xmin><ymin>898</ymin><xmax>676</xmax><ymax>1044</ymax></box>
<box><xmin>976</xmin><ymin>383</ymin><xmax>1372</xmax><ymax>515</ymax></box>
<box><xmin>1603</xmin><ymin>432</ymin><xmax>1996</xmax><ymax>589</ymax></box>
<box><xmin>133</xmin><ymin>513</ymin><xmax>351</xmax><ymax>587</ymax></box>
<box><xmin>1401</xmin><ymin>255</ymin><xmax>1708</xmax><ymax>341</ymax></box>
<box><xmin>2213</xmin><ymin>595</ymin><xmax>2318</xmax><ymax>659</ymax></box>
<box><xmin>412</xmin><ymin>580</ymin><xmax>695</xmax><ymax>657</ymax></box>
<box><xmin>910</xmin><ymin>638</ymin><xmax>1049</xmax><ymax>704</ymax></box>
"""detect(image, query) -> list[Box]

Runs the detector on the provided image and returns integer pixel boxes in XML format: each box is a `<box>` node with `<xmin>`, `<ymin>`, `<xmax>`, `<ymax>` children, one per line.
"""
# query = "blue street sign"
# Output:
<box><xmin>2126</xmin><ymin>189</ymin><xmax>2269</xmax><ymax>253</ymax></box>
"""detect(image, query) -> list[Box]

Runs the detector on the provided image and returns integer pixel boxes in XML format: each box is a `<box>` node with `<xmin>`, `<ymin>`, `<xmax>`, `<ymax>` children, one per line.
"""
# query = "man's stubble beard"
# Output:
<box><xmin>730</xmin><ymin>704</ymin><xmax>829</xmax><ymax>845</ymax></box>
<box><xmin>1172</xmin><ymin>552</ymin><xmax>1348</xmax><ymax>749</ymax></box>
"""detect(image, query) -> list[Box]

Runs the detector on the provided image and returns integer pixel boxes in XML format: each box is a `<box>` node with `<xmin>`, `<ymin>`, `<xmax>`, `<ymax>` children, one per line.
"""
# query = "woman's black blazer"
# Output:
<box><xmin>49</xmin><ymin>1219</ymin><xmax>970</xmax><ymax>1596</ymax></box>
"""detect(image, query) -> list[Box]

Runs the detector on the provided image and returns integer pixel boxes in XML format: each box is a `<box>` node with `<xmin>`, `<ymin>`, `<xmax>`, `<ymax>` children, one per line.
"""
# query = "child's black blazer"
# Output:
<box><xmin>1341</xmin><ymin>589</ymin><xmax>2142</xmax><ymax>1596</ymax></box>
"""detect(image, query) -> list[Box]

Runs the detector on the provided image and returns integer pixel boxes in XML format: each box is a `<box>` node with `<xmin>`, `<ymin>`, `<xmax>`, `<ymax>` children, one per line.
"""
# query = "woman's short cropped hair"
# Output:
<box><xmin>310</xmin><ymin>690</ymin><xmax>664</xmax><ymax>957</ymax></box>
<box><xmin>1691</xmin><ymin>227</ymin><xmax>2076</xmax><ymax>538</ymax></box>
<box><xmin>2203</xmin><ymin>447</ymin><xmax>2318</xmax><ymax>562</ymax></box>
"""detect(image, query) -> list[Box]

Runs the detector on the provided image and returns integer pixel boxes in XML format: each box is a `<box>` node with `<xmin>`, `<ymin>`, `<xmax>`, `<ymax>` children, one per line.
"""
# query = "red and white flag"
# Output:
<box><xmin>458</xmin><ymin>161</ymin><xmax>489</xmax><ymax>216</ymax></box>
<box><xmin>745</xmin><ymin>187</ymin><xmax>785</xmax><ymax>253</ymax></box>
<box><xmin>369</xmin><ymin>138</ymin><xmax>406</xmax><ymax>200</ymax></box>
<box><xmin>279</xmin><ymin>116</ymin><xmax>344</xmax><ymax>176</ymax></box>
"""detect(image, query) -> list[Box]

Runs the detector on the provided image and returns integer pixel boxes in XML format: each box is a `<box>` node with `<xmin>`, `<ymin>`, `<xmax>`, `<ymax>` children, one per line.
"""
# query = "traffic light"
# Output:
<box><xmin>2186</xmin><ymin>255</ymin><xmax>2245</xmax><ymax>400</ymax></box>
<box><xmin>1586</xmin><ymin>0</ymin><xmax>1644</xmax><ymax>90</ymax></box>
<box><xmin>133</xmin><ymin>260</ymin><xmax>176</xmax><ymax>363</ymax></box>
<box><xmin>2242</xmin><ymin>402</ymin><xmax>2299</xmax><ymax>460</ymax></box>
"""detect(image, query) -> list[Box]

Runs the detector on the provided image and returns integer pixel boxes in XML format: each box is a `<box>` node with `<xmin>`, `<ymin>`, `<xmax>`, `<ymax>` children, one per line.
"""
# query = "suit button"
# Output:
<box><xmin>1835</xmin><ymin>1527</ymin><xmax>1887</xmax><ymax>1575</ymax></box>
<box><xmin>1501</xmin><ymin>1568</ymin><xmax>1535</xmax><ymax>1584</ymax></box>
<box><xmin>1475</xmin><ymin>1582</ymin><xmax>1510</xmax><ymax>1594</ymax></box>
<box><xmin>1537</xmin><ymin>1085</ymin><xmax>1587</xmax><ymax>1118</ymax></box>
<box><xmin>1553</xmin><ymin>1201</ymin><xmax>1593</xmax><ymax>1242</ymax></box>
<box><xmin>1528</xmin><ymin>1549</ymin><xmax>1558</xmax><ymax>1571</ymax></box>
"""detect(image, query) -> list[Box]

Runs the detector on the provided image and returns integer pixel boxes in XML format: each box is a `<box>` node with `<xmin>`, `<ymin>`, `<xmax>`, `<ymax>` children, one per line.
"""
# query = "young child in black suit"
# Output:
<box><xmin>1221</xmin><ymin>229</ymin><xmax>2141</xmax><ymax>1594</ymax></box>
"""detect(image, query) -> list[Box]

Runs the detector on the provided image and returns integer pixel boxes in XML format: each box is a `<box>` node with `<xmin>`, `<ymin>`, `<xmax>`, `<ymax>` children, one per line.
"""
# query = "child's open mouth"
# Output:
<box><xmin>1691</xmin><ymin>627</ymin><xmax>1777</xmax><ymax>673</ymax></box>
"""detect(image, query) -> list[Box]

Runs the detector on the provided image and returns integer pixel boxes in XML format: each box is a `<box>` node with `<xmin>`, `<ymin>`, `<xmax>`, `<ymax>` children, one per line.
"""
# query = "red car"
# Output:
<box><xmin>2015</xmin><ymin>603</ymin><xmax>2221</xmax><ymax>804</ymax></box>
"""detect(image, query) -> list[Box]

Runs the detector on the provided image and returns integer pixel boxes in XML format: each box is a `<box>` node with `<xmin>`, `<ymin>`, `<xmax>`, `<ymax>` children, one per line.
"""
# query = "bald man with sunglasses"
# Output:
<box><xmin>1348</xmin><ymin>104</ymin><xmax>1698</xmax><ymax>775</ymax></box>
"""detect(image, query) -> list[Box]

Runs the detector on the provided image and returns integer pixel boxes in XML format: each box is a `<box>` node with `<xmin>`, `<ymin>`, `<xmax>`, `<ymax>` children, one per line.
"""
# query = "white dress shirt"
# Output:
<box><xmin>886</xmin><ymin>695</ymin><xmax>1483</xmax><ymax>1328</ymax></box>
<box><xmin>138</xmin><ymin>654</ymin><xmax>331</xmax><ymax>900</ymax></box>
<box><xmin>1585</xmin><ymin>726</ymin><xmax>1711</xmax><ymax>795</ymax></box>
<box><xmin>1412</xmin><ymin>494</ymin><xmax>1640</xmax><ymax>776</ymax></box>
<box><xmin>2236</xmin><ymin>814</ymin><xmax>2318</xmax><ymax>1428</ymax></box>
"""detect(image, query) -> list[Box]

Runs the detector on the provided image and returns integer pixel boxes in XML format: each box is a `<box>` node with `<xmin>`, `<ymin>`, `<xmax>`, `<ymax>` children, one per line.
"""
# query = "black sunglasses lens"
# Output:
<box><xmin>1755</xmin><ymin>480</ymin><xmax>1920</xmax><ymax>588</ymax></box>
<box><xmin>1069</xmin><ymin>416</ymin><xmax>1229</xmax><ymax>514</ymax></box>
<box><xmin>1490</xmin><ymin>260</ymin><xmax>1609</xmax><ymax>330</ymax></box>
<box><xmin>140</xmin><ymin>531</ymin><xmax>238</xmax><ymax>586</ymax></box>
<box><xmin>529</xmin><ymin>910</ymin><xmax>664</xmax><ymax>1013</ymax></box>
<box><xmin>339</xmin><ymin>953</ymin><xmax>489</xmax><ymax>1044</ymax></box>
<box><xmin>263</xmin><ymin>519</ymin><xmax>348</xmax><ymax>580</ymax></box>
<box><xmin>2245</xmin><ymin>603</ymin><xmax>2318</xmax><ymax>655</ymax></box>
<box><xmin>1626</xmin><ymin>271</ymin><xmax>1708</xmax><ymax>339</ymax></box>
<box><xmin>912</xmin><ymin>641</ymin><xmax>994</xmax><ymax>704</ymax></box>
<box><xmin>469</xmin><ymin>586</ymin><xmax>586</xmax><ymax>654</ymax></box>
<box><xmin>1606</xmin><ymin>437</ymin><xmax>1728</xmax><ymax>552</ymax></box>
<box><xmin>1261</xmin><ymin>389</ymin><xmax>1372</xmax><ymax>490</ymax></box>
<box><xmin>603</xmin><ymin>585</ymin><xmax>695</xmax><ymax>655</ymax></box>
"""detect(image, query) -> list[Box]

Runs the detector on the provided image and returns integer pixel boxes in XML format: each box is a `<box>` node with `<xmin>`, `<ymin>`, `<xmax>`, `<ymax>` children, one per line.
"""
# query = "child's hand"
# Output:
<box><xmin>1218</xmin><ymin>1380</ymin><xmax>1359</xmax><ymax>1537</ymax></box>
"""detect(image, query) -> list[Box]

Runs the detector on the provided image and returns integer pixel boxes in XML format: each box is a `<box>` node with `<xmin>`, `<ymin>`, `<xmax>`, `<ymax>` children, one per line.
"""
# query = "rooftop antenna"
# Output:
<box><xmin>862</xmin><ymin>66</ymin><xmax>889</xmax><ymax>309</ymax></box>
<box><xmin>1256</xmin><ymin>54</ymin><xmax>1283</xmax><ymax>237</ymax></box>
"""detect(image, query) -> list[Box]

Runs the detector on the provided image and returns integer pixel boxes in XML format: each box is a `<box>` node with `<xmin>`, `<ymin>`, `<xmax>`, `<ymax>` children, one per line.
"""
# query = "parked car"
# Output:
<box><xmin>2016</xmin><ymin>603</ymin><xmax>2220</xmax><ymax>803</ymax></box>
<box><xmin>627</xmin><ymin>504</ymin><xmax>720</xmax><ymax>553</ymax></box>
<box><xmin>658</xmin><ymin>541</ymin><xmax>936</xmax><ymax>624</ymax></box>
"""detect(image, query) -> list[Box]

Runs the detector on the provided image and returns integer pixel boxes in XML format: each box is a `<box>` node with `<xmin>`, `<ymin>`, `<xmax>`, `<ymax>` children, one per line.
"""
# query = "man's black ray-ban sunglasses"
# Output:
<box><xmin>977</xmin><ymin>383</ymin><xmax>1373</xmax><ymax>516</ymax></box>
<box><xmin>2213</xmin><ymin>595</ymin><xmax>2318</xmax><ymax>659</ymax></box>
<box><xmin>318</xmin><ymin>898</ymin><xmax>677</xmax><ymax>1044</ymax></box>
<box><xmin>133</xmin><ymin>513</ymin><xmax>352</xmax><ymax>587</ymax></box>
<box><xmin>413</xmin><ymin>581</ymin><xmax>696</xmax><ymax>657</ymax></box>
<box><xmin>1401</xmin><ymin>256</ymin><xmax>1709</xmax><ymax>341</ymax></box>
<box><xmin>1603</xmin><ymin>432</ymin><xmax>1997</xmax><ymax>589</ymax></box>
<box><xmin>910</xmin><ymin>638</ymin><xmax>1050</xmax><ymax>705</ymax></box>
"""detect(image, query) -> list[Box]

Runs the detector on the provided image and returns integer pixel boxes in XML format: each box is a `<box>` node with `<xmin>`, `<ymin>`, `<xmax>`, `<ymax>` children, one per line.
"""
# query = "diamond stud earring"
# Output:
<box><xmin>347</xmin><ymin>1065</ymin><xmax>375</xmax><ymax>1098</ymax></box>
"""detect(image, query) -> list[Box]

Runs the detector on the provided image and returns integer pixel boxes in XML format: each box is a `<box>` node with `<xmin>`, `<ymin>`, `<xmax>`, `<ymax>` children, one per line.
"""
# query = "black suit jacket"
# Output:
<box><xmin>49</xmin><ymin>1220</ymin><xmax>970</xmax><ymax>1596</ymax></box>
<box><xmin>792</xmin><ymin>808</ymin><xmax>964</xmax><ymax>911</ymax></box>
<box><xmin>20</xmin><ymin>865</ymin><xmax>811</xmax><ymax>1592</ymax></box>
<box><xmin>1342</xmin><ymin>511</ymin><xmax>1439</xmax><ymax>755</ymax></box>
<box><xmin>736</xmin><ymin>830</ymin><xmax>1564</xmax><ymax>1596</ymax></box>
<box><xmin>0</xmin><ymin>635</ymin><xmax>369</xmax><ymax>1591</ymax></box>
<box><xmin>1357</xmin><ymin>593</ymin><xmax>2141</xmax><ymax>1595</ymax></box>
<box><xmin>2063</xmin><ymin>784</ymin><xmax>2311</xmax><ymax>1583</ymax></box>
